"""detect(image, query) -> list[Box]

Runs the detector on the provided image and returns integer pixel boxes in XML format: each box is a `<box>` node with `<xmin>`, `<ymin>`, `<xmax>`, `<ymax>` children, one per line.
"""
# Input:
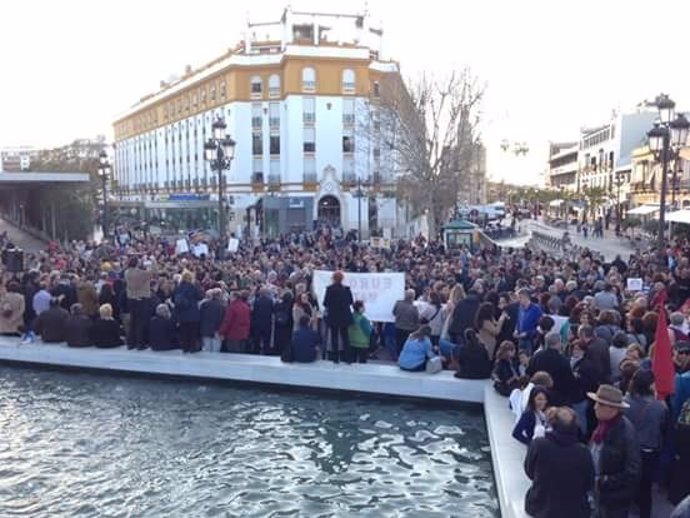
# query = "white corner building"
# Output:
<box><xmin>112</xmin><ymin>7</ymin><xmax>404</xmax><ymax>238</ymax></box>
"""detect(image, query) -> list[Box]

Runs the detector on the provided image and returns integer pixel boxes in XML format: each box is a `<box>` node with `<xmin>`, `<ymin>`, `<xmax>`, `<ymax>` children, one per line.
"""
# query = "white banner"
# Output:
<box><xmin>312</xmin><ymin>270</ymin><xmax>405</xmax><ymax>323</ymax></box>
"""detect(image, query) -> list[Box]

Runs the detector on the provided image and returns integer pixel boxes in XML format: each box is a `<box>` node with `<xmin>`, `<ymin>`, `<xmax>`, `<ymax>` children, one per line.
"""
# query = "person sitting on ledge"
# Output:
<box><xmin>290</xmin><ymin>315</ymin><xmax>321</xmax><ymax>363</ymax></box>
<box><xmin>65</xmin><ymin>303</ymin><xmax>92</xmax><ymax>347</ymax></box>
<box><xmin>149</xmin><ymin>303</ymin><xmax>179</xmax><ymax>351</ymax></box>
<box><xmin>90</xmin><ymin>303</ymin><xmax>124</xmax><ymax>348</ymax></box>
<box><xmin>34</xmin><ymin>297</ymin><xmax>69</xmax><ymax>344</ymax></box>
<box><xmin>398</xmin><ymin>325</ymin><xmax>436</xmax><ymax>372</ymax></box>
<box><xmin>454</xmin><ymin>328</ymin><xmax>492</xmax><ymax>379</ymax></box>
<box><xmin>512</xmin><ymin>386</ymin><xmax>551</xmax><ymax>445</ymax></box>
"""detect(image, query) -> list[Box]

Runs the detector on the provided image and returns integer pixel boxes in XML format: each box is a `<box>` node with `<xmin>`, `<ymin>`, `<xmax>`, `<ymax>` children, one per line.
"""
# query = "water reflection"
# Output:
<box><xmin>0</xmin><ymin>369</ymin><xmax>497</xmax><ymax>517</ymax></box>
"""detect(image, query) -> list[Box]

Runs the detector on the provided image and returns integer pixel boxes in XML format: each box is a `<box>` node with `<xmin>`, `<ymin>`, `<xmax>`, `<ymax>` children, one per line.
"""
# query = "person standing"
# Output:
<box><xmin>199</xmin><ymin>288</ymin><xmax>225</xmax><ymax>353</ymax></box>
<box><xmin>323</xmin><ymin>271</ymin><xmax>354</xmax><ymax>364</ymax></box>
<box><xmin>624</xmin><ymin>369</ymin><xmax>668</xmax><ymax>518</ymax></box>
<box><xmin>251</xmin><ymin>288</ymin><xmax>274</xmax><ymax>355</ymax></box>
<box><xmin>524</xmin><ymin>407</ymin><xmax>594</xmax><ymax>518</ymax></box>
<box><xmin>588</xmin><ymin>385</ymin><xmax>641</xmax><ymax>518</ymax></box>
<box><xmin>515</xmin><ymin>289</ymin><xmax>543</xmax><ymax>354</ymax></box>
<box><xmin>219</xmin><ymin>291</ymin><xmax>251</xmax><ymax>353</ymax></box>
<box><xmin>173</xmin><ymin>270</ymin><xmax>203</xmax><ymax>353</ymax></box>
<box><xmin>392</xmin><ymin>289</ymin><xmax>420</xmax><ymax>357</ymax></box>
<box><xmin>124</xmin><ymin>256</ymin><xmax>154</xmax><ymax>349</ymax></box>
<box><xmin>348</xmin><ymin>300</ymin><xmax>372</xmax><ymax>364</ymax></box>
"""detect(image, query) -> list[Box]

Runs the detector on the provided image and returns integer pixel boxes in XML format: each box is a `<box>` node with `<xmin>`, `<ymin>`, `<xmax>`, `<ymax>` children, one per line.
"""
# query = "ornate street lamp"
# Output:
<box><xmin>647</xmin><ymin>95</ymin><xmax>690</xmax><ymax>244</ymax></box>
<box><xmin>204</xmin><ymin>117</ymin><xmax>236</xmax><ymax>258</ymax></box>
<box><xmin>98</xmin><ymin>150</ymin><xmax>111</xmax><ymax>239</ymax></box>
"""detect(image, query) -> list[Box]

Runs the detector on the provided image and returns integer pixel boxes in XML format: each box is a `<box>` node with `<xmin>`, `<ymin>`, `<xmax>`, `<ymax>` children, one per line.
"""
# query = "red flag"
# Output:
<box><xmin>653</xmin><ymin>305</ymin><xmax>675</xmax><ymax>400</ymax></box>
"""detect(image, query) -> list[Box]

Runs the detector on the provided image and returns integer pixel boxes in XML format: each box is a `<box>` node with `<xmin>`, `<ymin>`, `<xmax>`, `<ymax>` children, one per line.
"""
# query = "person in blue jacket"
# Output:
<box><xmin>515</xmin><ymin>289</ymin><xmax>543</xmax><ymax>354</ymax></box>
<box><xmin>398</xmin><ymin>326</ymin><xmax>436</xmax><ymax>372</ymax></box>
<box><xmin>513</xmin><ymin>386</ymin><xmax>551</xmax><ymax>445</ymax></box>
<box><xmin>172</xmin><ymin>270</ymin><xmax>203</xmax><ymax>353</ymax></box>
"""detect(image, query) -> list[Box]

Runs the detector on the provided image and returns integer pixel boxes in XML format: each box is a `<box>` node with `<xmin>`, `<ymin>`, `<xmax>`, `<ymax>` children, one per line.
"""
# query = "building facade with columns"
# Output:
<box><xmin>112</xmin><ymin>7</ymin><xmax>402</xmax><ymax>238</ymax></box>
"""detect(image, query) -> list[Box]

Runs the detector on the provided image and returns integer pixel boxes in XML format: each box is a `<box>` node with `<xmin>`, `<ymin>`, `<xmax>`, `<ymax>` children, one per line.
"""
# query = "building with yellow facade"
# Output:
<box><xmin>113</xmin><ymin>7</ymin><xmax>403</xmax><ymax>237</ymax></box>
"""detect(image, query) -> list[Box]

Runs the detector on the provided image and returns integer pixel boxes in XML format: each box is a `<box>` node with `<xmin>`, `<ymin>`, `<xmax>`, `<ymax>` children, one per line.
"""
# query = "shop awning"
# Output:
<box><xmin>627</xmin><ymin>205</ymin><xmax>659</xmax><ymax>216</ymax></box>
<box><xmin>664</xmin><ymin>209</ymin><xmax>690</xmax><ymax>224</ymax></box>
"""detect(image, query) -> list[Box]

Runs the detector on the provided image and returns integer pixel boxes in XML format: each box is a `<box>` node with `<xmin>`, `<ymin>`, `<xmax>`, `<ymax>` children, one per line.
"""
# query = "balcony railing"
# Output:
<box><xmin>252</xmin><ymin>172</ymin><xmax>265</xmax><ymax>185</ymax></box>
<box><xmin>303</xmin><ymin>172</ymin><xmax>317</xmax><ymax>184</ymax></box>
<box><xmin>268</xmin><ymin>174</ymin><xmax>281</xmax><ymax>189</ymax></box>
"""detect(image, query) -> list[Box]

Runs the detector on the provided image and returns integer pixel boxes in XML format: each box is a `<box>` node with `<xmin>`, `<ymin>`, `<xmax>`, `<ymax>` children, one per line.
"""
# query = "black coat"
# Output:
<box><xmin>448</xmin><ymin>292</ymin><xmax>481</xmax><ymax>338</ymax></box>
<box><xmin>149</xmin><ymin>316</ymin><xmax>179</xmax><ymax>351</ymax></box>
<box><xmin>525</xmin><ymin>431</ymin><xmax>594</xmax><ymax>518</ymax></box>
<box><xmin>456</xmin><ymin>343</ymin><xmax>491</xmax><ymax>379</ymax></box>
<box><xmin>65</xmin><ymin>315</ymin><xmax>92</xmax><ymax>347</ymax></box>
<box><xmin>595</xmin><ymin>415</ymin><xmax>641</xmax><ymax>507</ymax></box>
<box><xmin>34</xmin><ymin>307</ymin><xmax>70</xmax><ymax>343</ymax></box>
<box><xmin>527</xmin><ymin>348</ymin><xmax>579</xmax><ymax>405</ymax></box>
<box><xmin>252</xmin><ymin>295</ymin><xmax>274</xmax><ymax>332</ymax></box>
<box><xmin>199</xmin><ymin>299</ymin><xmax>225</xmax><ymax>338</ymax></box>
<box><xmin>323</xmin><ymin>283</ymin><xmax>354</xmax><ymax>328</ymax></box>
<box><xmin>89</xmin><ymin>318</ymin><xmax>123</xmax><ymax>348</ymax></box>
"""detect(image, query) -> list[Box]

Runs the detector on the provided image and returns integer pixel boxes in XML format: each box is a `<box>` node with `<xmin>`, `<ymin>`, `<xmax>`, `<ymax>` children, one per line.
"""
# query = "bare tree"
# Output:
<box><xmin>366</xmin><ymin>68</ymin><xmax>484</xmax><ymax>236</ymax></box>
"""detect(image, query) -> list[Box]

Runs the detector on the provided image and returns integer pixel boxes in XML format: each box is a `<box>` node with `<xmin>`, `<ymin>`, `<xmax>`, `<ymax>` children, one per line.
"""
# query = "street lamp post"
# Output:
<box><xmin>614</xmin><ymin>171</ymin><xmax>624</xmax><ymax>234</ymax></box>
<box><xmin>98</xmin><ymin>150</ymin><xmax>111</xmax><ymax>240</ymax></box>
<box><xmin>646</xmin><ymin>94</ymin><xmax>690</xmax><ymax>244</ymax></box>
<box><xmin>354</xmin><ymin>177</ymin><xmax>371</xmax><ymax>241</ymax></box>
<box><xmin>204</xmin><ymin>117</ymin><xmax>236</xmax><ymax>258</ymax></box>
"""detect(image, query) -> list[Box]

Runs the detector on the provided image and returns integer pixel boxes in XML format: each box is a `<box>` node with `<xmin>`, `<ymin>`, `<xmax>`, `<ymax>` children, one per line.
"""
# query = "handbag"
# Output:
<box><xmin>426</xmin><ymin>356</ymin><xmax>443</xmax><ymax>374</ymax></box>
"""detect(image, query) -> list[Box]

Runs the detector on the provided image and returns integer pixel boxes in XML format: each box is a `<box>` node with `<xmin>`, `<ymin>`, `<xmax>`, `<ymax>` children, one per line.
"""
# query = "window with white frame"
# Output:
<box><xmin>251</xmin><ymin>76</ymin><xmax>263</xmax><ymax>97</ymax></box>
<box><xmin>342</xmin><ymin>98</ymin><xmax>355</xmax><ymax>126</ymax></box>
<box><xmin>252</xmin><ymin>133</ymin><xmax>263</xmax><ymax>156</ymax></box>
<box><xmin>342</xmin><ymin>69</ymin><xmax>356</xmax><ymax>93</ymax></box>
<box><xmin>303</xmin><ymin>97</ymin><xmax>315</xmax><ymax>124</ymax></box>
<box><xmin>268</xmin><ymin>74</ymin><xmax>281</xmax><ymax>98</ymax></box>
<box><xmin>303</xmin><ymin>127</ymin><xmax>315</xmax><ymax>153</ymax></box>
<box><xmin>252</xmin><ymin>103</ymin><xmax>263</xmax><ymax>130</ymax></box>
<box><xmin>302</xmin><ymin>67</ymin><xmax>316</xmax><ymax>93</ymax></box>
<box><xmin>342</xmin><ymin>130</ymin><xmax>354</xmax><ymax>153</ymax></box>
<box><xmin>269</xmin><ymin>102</ymin><xmax>280</xmax><ymax>130</ymax></box>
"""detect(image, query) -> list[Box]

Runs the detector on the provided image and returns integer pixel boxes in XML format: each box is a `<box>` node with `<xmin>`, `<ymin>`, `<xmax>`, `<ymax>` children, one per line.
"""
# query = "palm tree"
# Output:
<box><xmin>581</xmin><ymin>186</ymin><xmax>608</xmax><ymax>221</ymax></box>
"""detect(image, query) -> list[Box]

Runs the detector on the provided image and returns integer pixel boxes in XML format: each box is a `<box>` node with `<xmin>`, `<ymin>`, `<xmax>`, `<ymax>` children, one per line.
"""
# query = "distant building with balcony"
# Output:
<box><xmin>546</xmin><ymin>142</ymin><xmax>578</xmax><ymax>190</ymax></box>
<box><xmin>112</xmin><ymin>7</ymin><xmax>404</xmax><ymax>237</ymax></box>
<box><xmin>629</xmin><ymin>141</ymin><xmax>690</xmax><ymax>211</ymax></box>
<box><xmin>576</xmin><ymin>105</ymin><xmax>658</xmax><ymax>217</ymax></box>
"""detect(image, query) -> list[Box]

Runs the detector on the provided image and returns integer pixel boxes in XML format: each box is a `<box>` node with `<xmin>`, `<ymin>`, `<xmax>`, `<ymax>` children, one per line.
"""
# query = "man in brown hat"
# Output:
<box><xmin>588</xmin><ymin>384</ymin><xmax>641</xmax><ymax>518</ymax></box>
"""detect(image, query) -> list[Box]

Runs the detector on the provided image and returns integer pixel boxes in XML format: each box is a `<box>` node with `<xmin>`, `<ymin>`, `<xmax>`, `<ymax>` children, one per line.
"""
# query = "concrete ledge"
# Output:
<box><xmin>0</xmin><ymin>337</ymin><xmax>533</xmax><ymax>516</ymax></box>
<box><xmin>485</xmin><ymin>385</ymin><xmax>529</xmax><ymax>518</ymax></box>
<box><xmin>0</xmin><ymin>338</ymin><xmax>486</xmax><ymax>404</ymax></box>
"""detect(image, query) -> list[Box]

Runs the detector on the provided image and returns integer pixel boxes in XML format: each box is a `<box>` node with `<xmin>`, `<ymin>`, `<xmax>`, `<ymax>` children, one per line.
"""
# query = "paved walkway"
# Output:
<box><xmin>0</xmin><ymin>218</ymin><xmax>46</xmax><ymax>254</ymax></box>
<box><xmin>524</xmin><ymin>219</ymin><xmax>634</xmax><ymax>261</ymax></box>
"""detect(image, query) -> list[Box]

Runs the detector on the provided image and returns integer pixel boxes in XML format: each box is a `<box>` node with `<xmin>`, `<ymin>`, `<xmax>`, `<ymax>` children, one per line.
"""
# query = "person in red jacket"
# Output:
<box><xmin>219</xmin><ymin>291</ymin><xmax>251</xmax><ymax>353</ymax></box>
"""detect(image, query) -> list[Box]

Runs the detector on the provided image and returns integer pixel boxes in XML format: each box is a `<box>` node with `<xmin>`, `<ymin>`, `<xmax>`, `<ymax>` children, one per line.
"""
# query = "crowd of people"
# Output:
<box><xmin>1</xmin><ymin>223</ymin><xmax>690</xmax><ymax>517</ymax></box>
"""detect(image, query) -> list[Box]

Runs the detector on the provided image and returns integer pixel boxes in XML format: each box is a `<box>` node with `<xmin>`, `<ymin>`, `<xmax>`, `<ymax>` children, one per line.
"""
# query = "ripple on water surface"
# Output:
<box><xmin>0</xmin><ymin>368</ymin><xmax>497</xmax><ymax>517</ymax></box>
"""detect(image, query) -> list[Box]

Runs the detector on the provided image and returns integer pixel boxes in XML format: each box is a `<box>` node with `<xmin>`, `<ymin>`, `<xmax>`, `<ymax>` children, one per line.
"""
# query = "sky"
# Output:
<box><xmin>1</xmin><ymin>0</ymin><xmax>689</xmax><ymax>185</ymax></box>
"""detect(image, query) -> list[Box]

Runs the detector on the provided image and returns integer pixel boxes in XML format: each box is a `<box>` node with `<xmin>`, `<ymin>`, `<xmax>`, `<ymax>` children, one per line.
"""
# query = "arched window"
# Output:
<box><xmin>250</xmin><ymin>76</ymin><xmax>263</xmax><ymax>98</ymax></box>
<box><xmin>268</xmin><ymin>74</ymin><xmax>281</xmax><ymax>97</ymax></box>
<box><xmin>302</xmin><ymin>67</ymin><xmax>316</xmax><ymax>92</ymax></box>
<box><xmin>342</xmin><ymin>69</ymin><xmax>355</xmax><ymax>93</ymax></box>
